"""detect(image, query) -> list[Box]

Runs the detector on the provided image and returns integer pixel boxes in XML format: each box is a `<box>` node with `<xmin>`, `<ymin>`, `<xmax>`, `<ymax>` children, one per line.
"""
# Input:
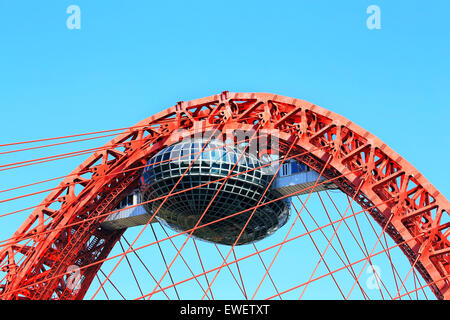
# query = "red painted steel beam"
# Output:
<box><xmin>0</xmin><ymin>92</ymin><xmax>448</xmax><ymax>300</ymax></box>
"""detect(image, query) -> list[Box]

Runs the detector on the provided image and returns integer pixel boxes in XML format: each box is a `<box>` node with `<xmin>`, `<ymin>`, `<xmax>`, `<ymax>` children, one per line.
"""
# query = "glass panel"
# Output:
<box><xmin>173</xmin><ymin>143</ymin><xmax>181</xmax><ymax>150</ymax></box>
<box><xmin>191</xmin><ymin>143</ymin><xmax>199</xmax><ymax>160</ymax></box>
<box><xmin>211</xmin><ymin>162</ymin><xmax>220</xmax><ymax>174</ymax></box>
<box><xmin>162</xmin><ymin>151</ymin><xmax>170</xmax><ymax>162</ymax></box>
<box><xmin>221</xmin><ymin>148</ymin><xmax>228</xmax><ymax>162</ymax></box>
<box><xmin>230</xmin><ymin>153</ymin><xmax>237</xmax><ymax>165</ymax></box>
<box><xmin>172</xmin><ymin>149</ymin><xmax>181</xmax><ymax>160</ymax></box>
<box><xmin>211</xmin><ymin>149</ymin><xmax>218</xmax><ymax>160</ymax></box>
<box><xmin>202</xmin><ymin>150</ymin><xmax>210</xmax><ymax>160</ymax></box>
<box><xmin>181</xmin><ymin>145</ymin><xmax>190</xmax><ymax>161</ymax></box>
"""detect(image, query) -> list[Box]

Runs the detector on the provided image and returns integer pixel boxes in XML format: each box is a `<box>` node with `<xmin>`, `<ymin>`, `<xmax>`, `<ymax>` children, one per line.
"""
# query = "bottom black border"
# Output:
<box><xmin>0</xmin><ymin>299</ymin><xmax>447</xmax><ymax>318</ymax></box>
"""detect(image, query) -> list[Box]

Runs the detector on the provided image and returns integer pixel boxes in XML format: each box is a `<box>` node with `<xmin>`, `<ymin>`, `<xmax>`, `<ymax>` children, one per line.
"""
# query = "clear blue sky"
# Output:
<box><xmin>0</xmin><ymin>1</ymin><xmax>448</xmax><ymax>300</ymax></box>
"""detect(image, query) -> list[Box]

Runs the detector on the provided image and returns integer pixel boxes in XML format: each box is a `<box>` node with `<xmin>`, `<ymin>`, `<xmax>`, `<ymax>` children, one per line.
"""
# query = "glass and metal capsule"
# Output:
<box><xmin>141</xmin><ymin>138</ymin><xmax>290</xmax><ymax>245</ymax></box>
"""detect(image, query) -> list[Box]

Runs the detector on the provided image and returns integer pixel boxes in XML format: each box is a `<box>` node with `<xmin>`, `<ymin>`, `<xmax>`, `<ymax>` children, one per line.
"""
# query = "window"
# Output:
<box><xmin>281</xmin><ymin>163</ymin><xmax>291</xmax><ymax>176</ymax></box>
<box><xmin>162</xmin><ymin>151</ymin><xmax>170</xmax><ymax>162</ymax></box>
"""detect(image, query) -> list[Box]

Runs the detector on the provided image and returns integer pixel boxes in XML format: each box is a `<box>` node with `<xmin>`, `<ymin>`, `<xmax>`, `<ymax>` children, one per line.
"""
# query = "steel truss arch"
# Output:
<box><xmin>0</xmin><ymin>91</ymin><xmax>448</xmax><ymax>300</ymax></box>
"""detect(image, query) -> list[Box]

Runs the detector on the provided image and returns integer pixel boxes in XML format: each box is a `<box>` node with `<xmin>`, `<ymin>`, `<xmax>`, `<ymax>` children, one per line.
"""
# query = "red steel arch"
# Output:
<box><xmin>0</xmin><ymin>91</ymin><xmax>448</xmax><ymax>300</ymax></box>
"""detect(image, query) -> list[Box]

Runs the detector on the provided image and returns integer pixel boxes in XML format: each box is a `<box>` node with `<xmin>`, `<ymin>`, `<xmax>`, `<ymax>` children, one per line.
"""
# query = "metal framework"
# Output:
<box><xmin>0</xmin><ymin>91</ymin><xmax>448</xmax><ymax>300</ymax></box>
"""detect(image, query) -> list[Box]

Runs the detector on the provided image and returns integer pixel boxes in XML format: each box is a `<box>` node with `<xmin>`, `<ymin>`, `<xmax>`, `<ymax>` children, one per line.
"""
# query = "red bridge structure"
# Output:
<box><xmin>0</xmin><ymin>92</ymin><xmax>448</xmax><ymax>300</ymax></box>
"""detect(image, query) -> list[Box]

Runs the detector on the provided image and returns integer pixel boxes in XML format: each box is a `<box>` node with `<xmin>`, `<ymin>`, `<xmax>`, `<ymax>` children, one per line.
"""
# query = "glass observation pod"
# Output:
<box><xmin>101</xmin><ymin>139</ymin><xmax>337</xmax><ymax>245</ymax></box>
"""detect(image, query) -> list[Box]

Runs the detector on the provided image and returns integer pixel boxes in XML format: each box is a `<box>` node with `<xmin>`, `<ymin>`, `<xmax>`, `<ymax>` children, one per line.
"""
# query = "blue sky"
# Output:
<box><xmin>0</xmin><ymin>1</ymin><xmax>449</xmax><ymax>300</ymax></box>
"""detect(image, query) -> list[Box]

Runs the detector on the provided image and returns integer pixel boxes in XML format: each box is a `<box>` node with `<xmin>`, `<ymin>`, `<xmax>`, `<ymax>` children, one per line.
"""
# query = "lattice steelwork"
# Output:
<box><xmin>0</xmin><ymin>92</ymin><xmax>448</xmax><ymax>300</ymax></box>
<box><xmin>141</xmin><ymin>139</ymin><xmax>290</xmax><ymax>245</ymax></box>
